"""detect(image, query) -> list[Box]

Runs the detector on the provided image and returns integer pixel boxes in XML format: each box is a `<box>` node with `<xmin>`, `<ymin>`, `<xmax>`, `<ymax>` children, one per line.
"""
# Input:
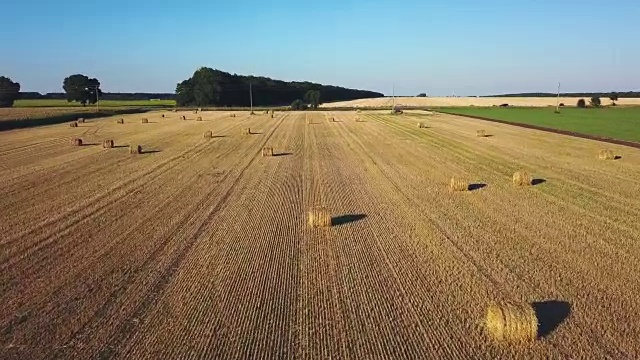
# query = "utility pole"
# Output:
<box><xmin>392</xmin><ymin>84</ymin><xmax>395</xmax><ymax>110</ymax></box>
<box><xmin>95</xmin><ymin>85</ymin><xmax>99</xmax><ymax>112</ymax></box>
<box><xmin>556</xmin><ymin>82</ymin><xmax>561</xmax><ymax>113</ymax></box>
<box><xmin>249</xmin><ymin>82</ymin><xmax>253</xmax><ymax>114</ymax></box>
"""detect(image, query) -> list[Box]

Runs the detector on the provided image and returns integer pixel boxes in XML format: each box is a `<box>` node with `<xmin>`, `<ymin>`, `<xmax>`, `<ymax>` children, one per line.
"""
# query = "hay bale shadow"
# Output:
<box><xmin>113</xmin><ymin>145</ymin><xmax>129</xmax><ymax>149</ymax></box>
<box><xmin>532</xmin><ymin>179</ymin><xmax>546</xmax><ymax>186</ymax></box>
<box><xmin>250</xmin><ymin>132</ymin><xmax>263</xmax><ymax>135</ymax></box>
<box><xmin>533</xmin><ymin>300</ymin><xmax>571</xmax><ymax>338</ymax></box>
<box><xmin>614</xmin><ymin>155</ymin><xmax>622</xmax><ymax>160</ymax></box>
<box><xmin>468</xmin><ymin>183</ymin><xmax>487</xmax><ymax>191</ymax></box>
<box><xmin>141</xmin><ymin>149</ymin><xmax>161</xmax><ymax>154</ymax></box>
<box><xmin>482</xmin><ymin>134</ymin><xmax>494</xmax><ymax>138</ymax></box>
<box><xmin>82</xmin><ymin>143</ymin><xmax>100</xmax><ymax>147</ymax></box>
<box><xmin>331</xmin><ymin>214</ymin><xmax>366</xmax><ymax>226</ymax></box>
<box><xmin>212</xmin><ymin>135</ymin><xmax>226</xmax><ymax>139</ymax></box>
<box><xmin>274</xmin><ymin>152</ymin><xmax>293</xmax><ymax>157</ymax></box>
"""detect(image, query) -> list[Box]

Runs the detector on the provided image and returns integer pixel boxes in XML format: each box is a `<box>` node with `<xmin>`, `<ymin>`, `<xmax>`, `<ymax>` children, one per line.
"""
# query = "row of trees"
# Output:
<box><xmin>175</xmin><ymin>67</ymin><xmax>383</xmax><ymax>107</ymax></box>
<box><xmin>0</xmin><ymin>74</ymin><xmax>104</xmax><ymax>107</ymax></box>
<box><xmin>19</xmin><ymin>92</ymin><xmax>175</xmax><ymax>101</ymax></box>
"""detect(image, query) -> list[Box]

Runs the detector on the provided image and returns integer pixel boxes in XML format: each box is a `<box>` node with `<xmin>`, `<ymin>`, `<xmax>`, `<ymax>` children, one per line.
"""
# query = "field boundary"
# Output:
<box><xmin>0</xmin><ymin>108</ymin><xmax>153</xmax><ymax>132</ymax></box>
<box><xmin>437</xmin><ymin>110</ymin><xmax>640</xmax><ymax>149</ymax></box>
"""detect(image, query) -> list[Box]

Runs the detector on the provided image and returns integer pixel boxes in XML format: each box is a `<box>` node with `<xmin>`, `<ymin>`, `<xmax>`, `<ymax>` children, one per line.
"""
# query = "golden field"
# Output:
<box><xmin>1</xmin><ymin>110</ymin><xmax>640</xmax><ymax>358</ymax></box>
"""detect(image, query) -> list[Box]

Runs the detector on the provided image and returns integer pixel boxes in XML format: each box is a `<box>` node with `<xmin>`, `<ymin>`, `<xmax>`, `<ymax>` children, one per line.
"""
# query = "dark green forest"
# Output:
<box><xmin>175</xmin><ymin>67</ymin><xmax>383</xmax><ymax>107</ymax></box>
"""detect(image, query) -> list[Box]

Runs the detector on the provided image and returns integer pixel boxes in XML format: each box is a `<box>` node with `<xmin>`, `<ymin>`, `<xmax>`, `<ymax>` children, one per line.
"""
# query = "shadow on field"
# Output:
<box><xmin>249</xmin><ymin>132</ymin><xmax>263</xmax><ymax>135</ymax></box>
<box><xmin>532</xmin><ymin>179</ymin><xmax>546</xmax><ymax>186</ymax></box>
<box><xmin>82</xmin><ymin>143</ymin><xmax>100</xmax><ymax>147</ymax></box>
<box><xmin>212</xmin><ymin>135</ymin><xmax>227</xmax><ymax>139</ymax></box>
<box><xmin>468</xmin><ymin>183</ymin><xmax>487</xmax><ymax>191</ymax></box>
<box><xmin>113</xmin><ymin>145</ymin><xmax>129</xmax><ymax>149</ymax></box>
<box><xmin>481</xmin><ymin>134</ymin><xmax>494</xmax><ymax>138</ymax></box>
<box><xmin>614</xmin><ymin>155</ymin><xmax>622</xmax><ymax>160</ymax></box>
<box><xmin>274</xmin><ymin>152</ymin><xmax>293</xmax><ymax>157</ymax></box>
<box><xmin>533</xmin><ymin>300</ymin><xmax>571</xmax><ymax>338</ymax></box>
<box><xmin>331</xmin><ymin>214</ymin><xmax>366</xmax><ymax>226</ymax></box>
<box><xmin>141</xmin><ymin>149</ymin><xmax>161</xmax><ymax>154</ymax></box>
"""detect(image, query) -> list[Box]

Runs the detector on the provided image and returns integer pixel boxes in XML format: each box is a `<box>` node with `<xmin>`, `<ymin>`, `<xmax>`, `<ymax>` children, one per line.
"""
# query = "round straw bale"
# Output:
<box><xmin>231</xmin><ymin>113</ymin><xmax>236</xmax><ymax>118</ymax></box>
<box><xmin>71</xmin><ymin>138</ymin><xmax>82</xmax><ymax>146</ymax></box>
<box><xmin>102</xmin><ymin>140</ymin><xmax>114</xmax><ymax>148</ymax></box>
<box><xmin>450</xmin><ymin>177</ymin><xmax>468</xmax><ymax>192</ymax></box>
<box><xmin>477</xmin><ymin>130</ymin><xmax>487</xmax><ymax>137</ymax></box>
<box><xmin>70</xmin><ymin>122</ymin><xmax>78</xmax><ymax>127</ymax></box>
<box><xmin>204</xmin><ymin>131</ymin><xmax>213</xmax><ymax>139</ymax></box>
<box><xmin>308</xmin><ymin>207</ymin><xmax>331</xmax><ymax>228</ymax></box>
<box><xmin>116</xmin><ymin>118</ymin><xmax>124</xmax><ymax>124</ymax></box>
<box><xmin>485</xmin><ymin>302</ymin><xmax>538</xmax><ymax>343</ymax></box>
<box><xmin>141</xmin><ymin>118</ymin><xmax>149</xmax><ymax>124</ymax></box>
<box><xmin>77</xmin><ymin>118</ymin><xmax>85</xmax><ymax>123</ymax></box>
<box><xmin>161</xmin><ymin>114</ymin><xmax>165</xmax><ymax>118</ymax></box>
<box><xmin>182</xmin><ymin>115</ymin><xmax>186</xmax><ymax>120</ymax></box>
<box><xmin>417</xmin><ymin>122</ymin><xmax>425</xmax><ymax>128</ymax></box>
<box><xmin>262</xmin><ymin>147</ymin><xmax>274</xmax><ymax>157</ymax></box>
<box><xmin>242</xmin><ymin>127</ymin><xmax>251</xmax><ymax>135</ymax></box>
<box><xmin>512</xmin><ymin>171</ymin><xmax>532</xmax><ymax>186</ymax></box>
<box><xmin>196</xmin><ymin>116</ymin><xmax>202</xmax><ymax>121</ymax></box>
<box><xmin>598</xmin><ymin>149</ymin><xmax>614</xmax><ymax>160</ymax></box>
<box><xmin>129</xmin><ymin>145</ymin><xmax>142</xmax><ymax>154</ymax></box>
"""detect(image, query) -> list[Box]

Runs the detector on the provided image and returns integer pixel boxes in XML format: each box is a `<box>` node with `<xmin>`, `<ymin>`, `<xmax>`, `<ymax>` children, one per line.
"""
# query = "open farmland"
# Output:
<box><xmin>321</xmin><ymin>96</ymin><xmax>640</xmax><ymax>108</ymax></box>
<box><xmin>1</xmin><ymin>110</ymin><xmax>640</xmax><ymax>359</ymax></box>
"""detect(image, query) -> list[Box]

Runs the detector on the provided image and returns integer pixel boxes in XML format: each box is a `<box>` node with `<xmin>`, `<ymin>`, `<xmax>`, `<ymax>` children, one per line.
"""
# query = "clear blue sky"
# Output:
<box><xmin>2</xmin><ymin>0</ymin><xmax>639</xmax><ymax>96</ymax></box>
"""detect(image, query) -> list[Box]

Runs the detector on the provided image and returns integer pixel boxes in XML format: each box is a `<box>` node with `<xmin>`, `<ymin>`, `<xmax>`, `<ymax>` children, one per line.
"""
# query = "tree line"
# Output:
<box><xmin>175</xmin><ymin>67</ymin><xmax>383</xmax><ymax>107</ymax></box>
<box><xmin>19</xmin><ymin>92</ymin><xmax>175</xmax><ymax>101</ymax></box>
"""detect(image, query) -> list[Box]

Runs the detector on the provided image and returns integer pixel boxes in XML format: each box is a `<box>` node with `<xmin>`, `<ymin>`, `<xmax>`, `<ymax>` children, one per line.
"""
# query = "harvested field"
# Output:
<box><xmin>321</xmin><ymin>96</ymin><xmax>640</xmax><ymax>108</ymax></box>
<box><xmin>1</xmin><ymin>110</ymin><xmax>640</xmax><ymax>359</ymax></box>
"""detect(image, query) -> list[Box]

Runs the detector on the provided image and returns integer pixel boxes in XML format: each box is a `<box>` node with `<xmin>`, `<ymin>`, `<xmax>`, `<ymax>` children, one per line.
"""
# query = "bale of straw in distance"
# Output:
<box><xmin>129</xmin><ymin>145</ymin><xmax>142</xmax><ymax>154</ymax></box>
<box><xmin>231</xmin><ymin>113</ymin><xmax>236</xmax><ymax>118</ymax></box>
<box><xmin>204</xmin><ymin>131</ymin><xmax>213</xmax><ymax>139</ymax></box>
<box><xmin>513</xmin><ymin>171</ymin><xmax>532</xmax><ymax>186</ymax></box>
<box><xmin>485</xmin><ymin>302</ymin><xmax>538</xmax><ymax>343</ymax></box>
<box><xmin>161</xmin><ymin>114</ymin><xmax>165</xmax><ymax>118</ymax></box>
<box><xmin>355</xmin><ymin>116</ymin><xmax>361</xmax><ymax>122</ymax></box>
<box><xmin>102</xmin><ymin>140</ymin><xmax>114</xmax><ymax>148</ymax></box>
<box><xmin>141</xmin><ymin>118</ymin><xmax>149</xmax><ymax>124</ymax></box>
<box><xmin>77</xmin><ymin>118</ymin><xmax>85</xmax><ymax>123</ymax></box>
<box><xmin>308</xmin><ymin>207</ymin><xmax>331</xmax><ymax>228</ymax></box>
<box><xmin>417</xmin><ymin>122</ymin><xmax>425</xmax><ymax>128</ymax></box>
<box><xmin>450</xmin><ymin>177</ymin><xmax>468</xmax><ymax>192</ymax></box>
<box><xmin>182</xmin><ymin>115</ymin><xmax>186</xmax><ymax>120</ymax></box>
<box><xmin>242</xmin><ymin>127</ymin><xmax>251</xmax><ymax>135</ymax></box>
<box><xmin>196</xmin><ymin>116</ymin><xmax>203</xmax><ymax>121</ymax></box>
<box><xmin>598</xmin><ymin>149</ymin><xmax>614</xmax><ymax>160</ymax></box>
<box><xmin>262</xmin><ymin>147</ymin><xmax>274</xmax><ymax>157</ymax></box>
<box><xmin>71</xmin><ymin>138</ymin><xmax>83</xmax><ymax>146</ymax></box>
<box><xmin>193</xmin><ymin>110</ymin><xmax>198</xmax><ymax>114</ymax></box>
<box><xmin>477</xmin><ymin>130</ymin><xmax>487</xmax><ymax>137</ymax></box>
<box><xmin>70</xmin><ymin>122</ymin><xmax>78</xmax><ymax>127</ymax></box>
<box><xmin>116</xmin><ymin>118</ymin><xmax>124</xmax><ymax>124</ymax></box>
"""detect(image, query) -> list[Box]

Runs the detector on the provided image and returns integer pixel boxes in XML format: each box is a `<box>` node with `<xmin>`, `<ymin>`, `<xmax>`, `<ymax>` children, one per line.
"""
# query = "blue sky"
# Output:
<box><xmin>2</xmin><ymin>0</ymin><xmax>639</xmax><ymax>96</ymax></box>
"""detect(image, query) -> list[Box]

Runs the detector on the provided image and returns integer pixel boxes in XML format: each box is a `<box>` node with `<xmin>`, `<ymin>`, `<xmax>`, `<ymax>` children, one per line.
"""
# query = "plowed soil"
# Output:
<box><xmin>1</xmin><ymin>110</ymin><xmax>639</xmax><ymax>359</ymax></box>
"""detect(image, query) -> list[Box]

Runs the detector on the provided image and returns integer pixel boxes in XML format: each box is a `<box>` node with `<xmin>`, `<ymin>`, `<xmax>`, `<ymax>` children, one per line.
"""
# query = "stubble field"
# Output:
<box><xmin>1</xmin><ymin>110</ymin><xmax>639</xmax><ymax>359</ymax></box>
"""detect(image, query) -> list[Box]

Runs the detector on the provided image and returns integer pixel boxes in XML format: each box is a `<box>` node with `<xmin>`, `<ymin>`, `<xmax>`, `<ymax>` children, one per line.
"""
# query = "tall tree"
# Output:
<box><xmin>590</xmin><ymin>96</ymin><xmax>602</xmax><ymax>108</ymax></box>
<box><xmin>0</xmin><ymin>76</ymin><xmax>21</xmax><ymax>107</ymax></box>
<box><xmin>609</xmin><ymin>92</ymin><xmax>619</xmax><ymax>105</ymax></box>
<box><xmin>304</xmin><ymin>90</ymin><xmax>321</xmax><ymax>109</ymax></box>
<box><xmin>63</xmin><ymin>74</ymin><xmax>102</xmax><ymax>106</ymax></box>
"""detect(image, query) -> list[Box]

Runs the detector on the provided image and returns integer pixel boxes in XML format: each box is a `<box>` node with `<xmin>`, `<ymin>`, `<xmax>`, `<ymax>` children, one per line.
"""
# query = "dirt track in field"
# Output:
<box><xmin>320</xmin><ymin>96</ymin><xmax>640</xmax><ymax>108</ymax></box>
<box><xmin>1</xmin><ymin>110</ymin><xmax>640</xmax><ymax>359</ymax></box>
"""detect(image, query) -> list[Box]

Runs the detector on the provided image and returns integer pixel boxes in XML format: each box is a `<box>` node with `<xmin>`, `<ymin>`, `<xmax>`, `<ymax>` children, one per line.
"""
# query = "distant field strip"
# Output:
<box><xmin>437</xmin><ymin>107</ymin><xmax>640</xmax><ymax>144</ymax></box>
